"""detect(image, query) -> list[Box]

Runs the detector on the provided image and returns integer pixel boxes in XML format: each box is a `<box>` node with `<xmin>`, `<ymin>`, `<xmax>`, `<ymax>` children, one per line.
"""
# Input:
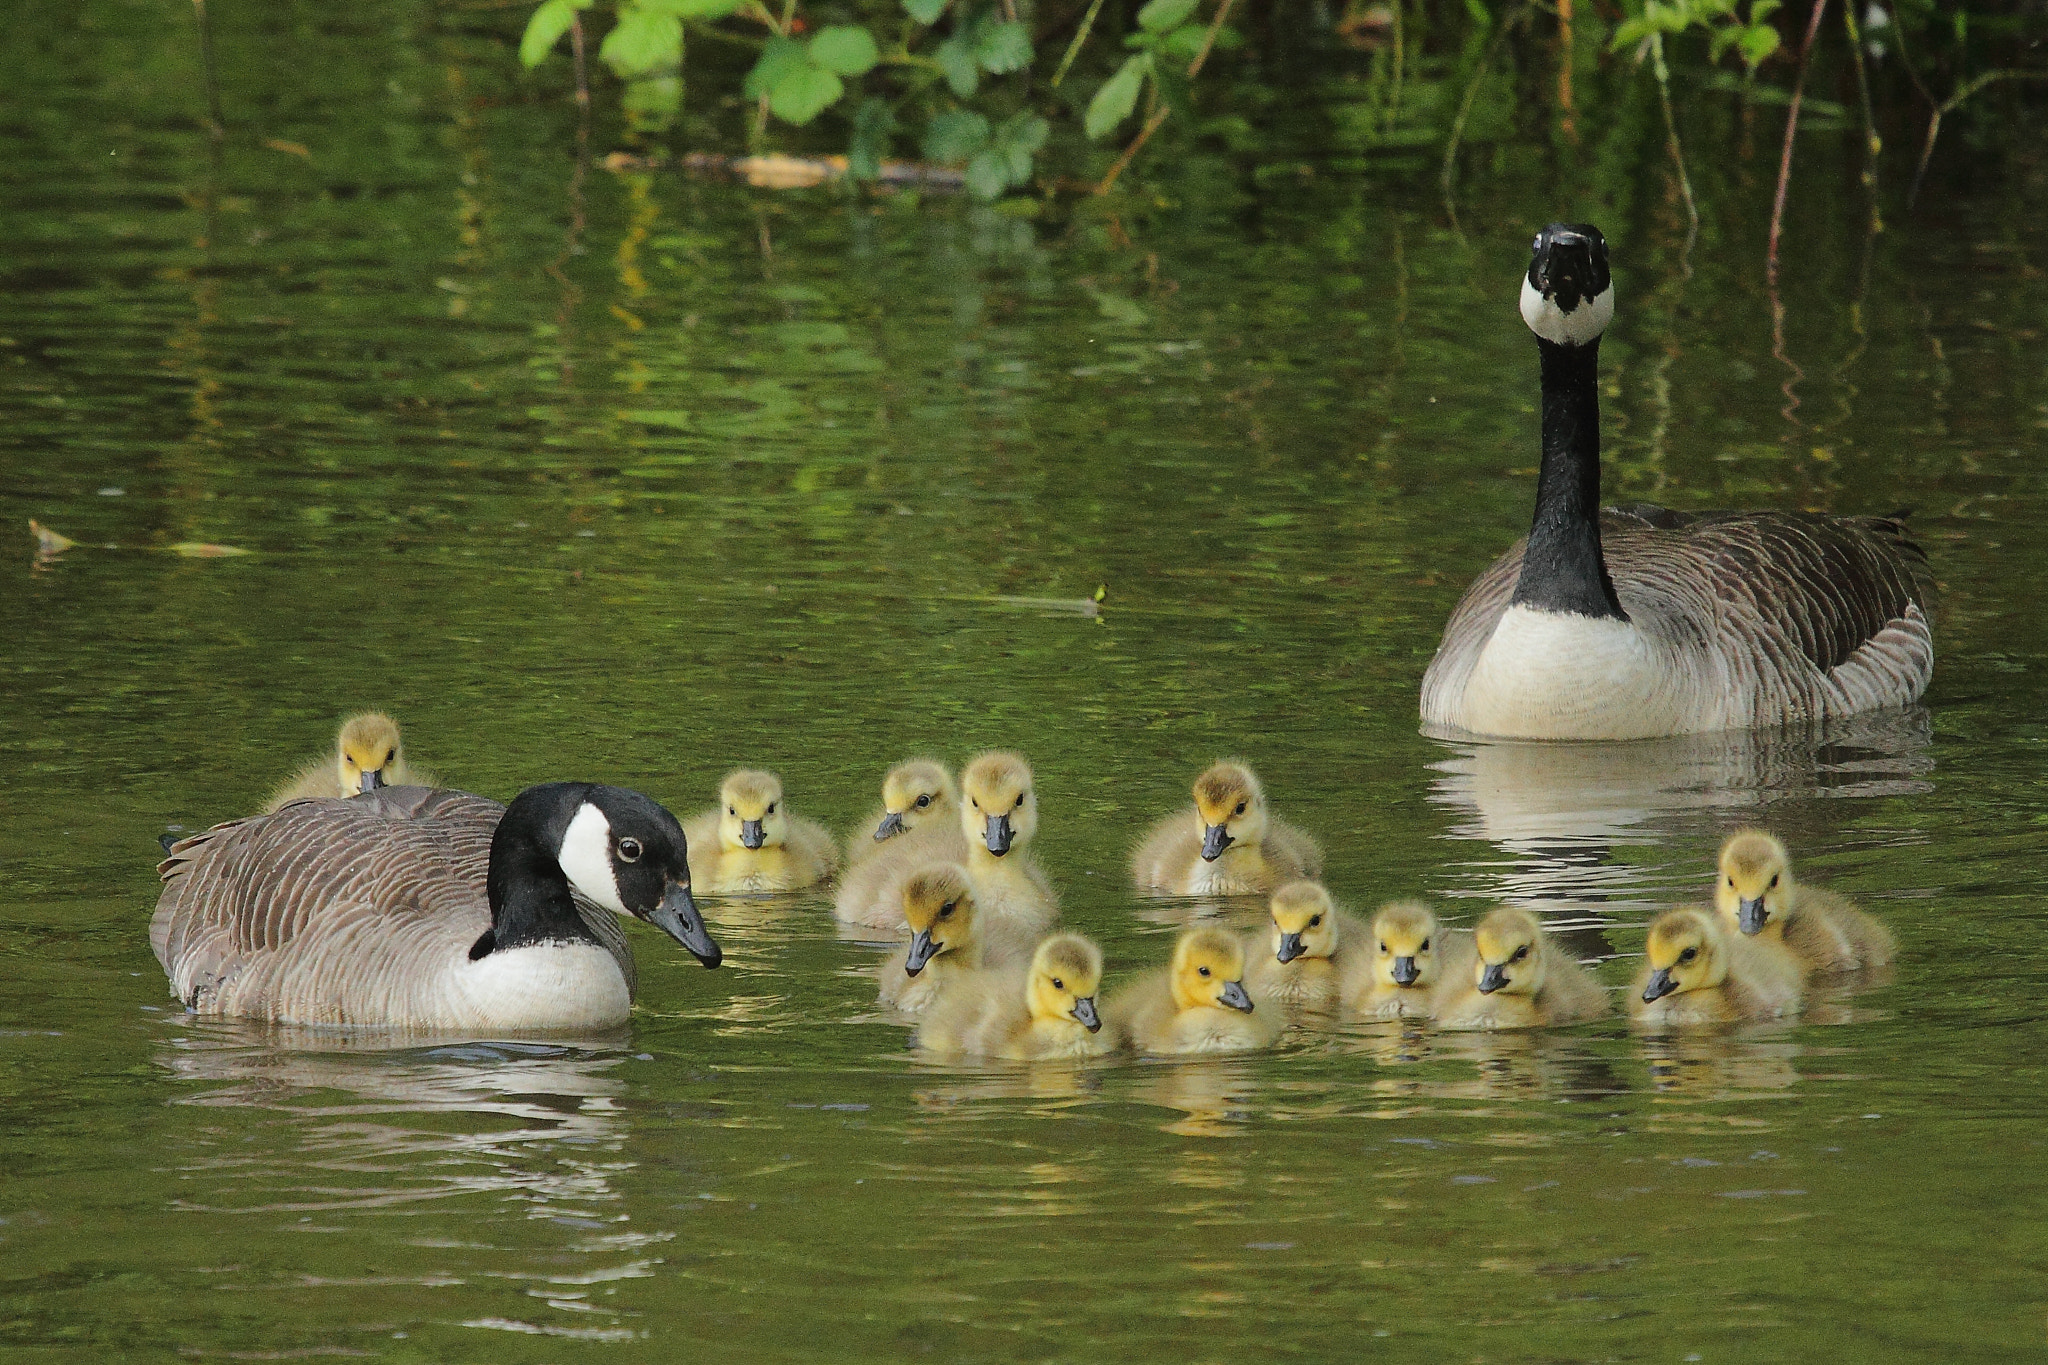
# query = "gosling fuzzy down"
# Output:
<box><xmin>1715</xmin><ymin>830</ymin><xmax>1896</xmax><ymax>976</ymax></box>
<box><xmin>1243</xmin><ymin>881</ymin><xmax>1360</xmax><ymax>1013</ymax></box>
<box><xmin>918</xmin><ymin>933</ymin><xmax>1113</xmax><ymax>1061</ymax></box>
<box><xmin>1434</xmin><ymin>906</ymin><xmax>1610</xmax><ymax>1030</ymax></box>
<box><xmin>953</xmin><ymin>751</ymin><xmax>1059</xmax><ymax>935</ymax></box>
<box><xmin>265</xmin><ymin>712</ymin><xmax>437</xmax><ymax>813</ymax></box>
<box><xmin>1131</xmin><ymin>761</ymin><xmax>1322</xmax><ymax>896</ymax></box>
<box><xmin>682</xmin><ymin>769</ymin><xmax>839</xmax><ymax>894</ymax></box>
<box><xmin>1343</xmin><ymin>900</ymin><xmax>1476</xmax><ymax>1021</ymax></box>
<box><xmin>1105</xmin><ymin>927</ymin><xmax>1283</xmax><ymax>1055</ymax></box>
<box><xmin>875</xmin><ymin>865</ymin><xmax>1033</xmax><ymax>1014</ymax></box>
<box><xmin>1632</xmin><ymin>907</ymin><xmax>1804</xmax><ymax>1026</ymax></box>
<box><xmin>845</xmin><ymin>759</ymin><xmax>961</xmax><ymax>873</ymax></box>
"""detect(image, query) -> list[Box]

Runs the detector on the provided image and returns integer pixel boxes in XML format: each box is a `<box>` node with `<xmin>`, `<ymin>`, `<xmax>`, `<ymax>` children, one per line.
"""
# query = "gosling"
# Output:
<box><xmin>1244</xmin><ymin>881</ymin><xmax>1358</xmax><ymax>1013</ymax></box>
<box><xmin>1343</xmin><ymin>899</ymin><xmax>1476</xmax><ymax>1021</ymax></box>
<box><xmin>265</xmin><ymin>712</ymin><xmax>436</xmax><ymax>812</ymax></box>
<box><xmin>876</xmin><ymin>865</ymin><xmax>1028</xmax><ymax>1014</ymax></box>
<box><xmin>1715</xmin><ymin>831</ymin><xmax>1896</xmax><ymax>976</ymax></box>
<box><xmin>1132</xmin><ymin>760</ymin><xmax>1322</xmax><ymax>897</ymax></box>
<box><xmin>954</xmin><ymin>751</ymin><xmax>1059</xmax><ymax>935</ymax></box>
<box><xmin>1105</xmin><ymin>926</ymin><xmax>1282</xmax><ymax>1055</ymax></box>
<box><xmin>918</xmin><ymin>933</ymin><xmax>1112</xmax><ymax>1060</ymax></box>
<box><xmin>845</xmin><ymin>759</ymin><xmax>961</xmax><ymax>872</ymax></box>
<box><xmin>1434</xmin><ymin>907</ymin><xmax>1610</xmax><ymax>1030</ymax></box>
<box><xmin>1632</xmin><ymin>907</ymin><xmax>1803</xmax><ymax>1026</ymax></box>
<box><xmin>682</xmin><ymin>769</ymin><xmax>839</xmax><ymax>894</ymax></box>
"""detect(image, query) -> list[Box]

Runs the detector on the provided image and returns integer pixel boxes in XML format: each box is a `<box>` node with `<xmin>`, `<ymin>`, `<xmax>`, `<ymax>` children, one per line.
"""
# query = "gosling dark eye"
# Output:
<box><xmin>1420</xmin><ymin>938</ymin><xmax>1431</xmax><ymax>951</ymax></box>
<box><xmin>915</xmin><ymin>794</ymin><xmax>931</xmax><ymax>808</ymax></box>
<box><xmin>939</xmin><ymin>902</ymin><xmax>956</xmax><ymax>919</ymax></box>
<box><xmin>1051</xmin><ymin>978</ymin><xmax>1063</xmax><ymax>991</ymax></box>
<box><xmin>1678</xmin><ymin>947</ymin><xmax>1698</xmax><ymax>963</ymax></box>
<box><xmin>1768</xmin><ymin>874</ymin><xmax>1779</xmax><ymax>888</ymax></box>
<box><xmin>1511</xmin><ymin>945</ymin><xmax>1530</xmax><ymax>962</ymax></box>
<box><xmin>766</xmin><ymin>803</ymin><xmax>777</xmax><ymax>815</ymax></box>
<box><xmin>728</xmin><ymin>806</ymin><xmax>736</xmax><ymax>816</ymax></box>
<box><xmin>1197</xmin><ymin>965</ymin><xmax>1211</xmax><ymax>977</ymax></box>
<box><xmin>615</xmin><ymin>837</ymin><xmax>643</xmax><ymax>863</ymax></box>
<box><xmin>1379</xmin><ymin>942</ymin><xmax>1388</xmax><ymax>953</ymax></box>
<box><xmin>1727</xmin><ymin>876</ymin><xmax>1735</xmax><ymax>887</ymax></box>
<box><xmin>1234</xmin><ymin>801</ymin><xmax>1247</xmax><ymax>815</ymax></box>
<box><xmin>1309</xmin><ymin>916</ymin><xmax>1322</xmax><ymax>927</ymax></box>
<box><xmin>382</xmin><ymin>751</ymin><xmax>395</xmax><ymax>767</ymax></box>
<box><xmin>1014</xmin><ymin>793</ymin><xmax>1025</xmax><ymax>808</ymax></box>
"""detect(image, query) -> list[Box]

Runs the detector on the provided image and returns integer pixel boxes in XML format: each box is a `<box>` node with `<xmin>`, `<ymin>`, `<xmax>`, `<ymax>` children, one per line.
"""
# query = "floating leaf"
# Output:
<box><xmin>1085</xmin><ymin>53</ymin><xmax>1150</xmax><ymax>139</ymax></box>
<box><xmin>520</xmin><ymin>0</ymin><xmax>590</xmax><ymax>68</ymax></box>
<box><xmin>28</xmin><ymin>519</ymin><xmax>75</xmax><ymax>557</ymax></box>
<box><xmin>770</xmin><ymin>64</ymin><xmax>845</xmax><ymax>124</ymax></box>
<box><xmin>809</xmin><ymin>25</ymin><xmax>880</xmax><ymax>75</ymax></box>
<box><xmin>974</xmin><ymin>20</ymin><xmax>1034</xmax><ymax>72</ymax></box>
<box><xmin>1136</xmin><ymin>0</ymin><xmax>1201</xmax><ymax>33</ymax></box>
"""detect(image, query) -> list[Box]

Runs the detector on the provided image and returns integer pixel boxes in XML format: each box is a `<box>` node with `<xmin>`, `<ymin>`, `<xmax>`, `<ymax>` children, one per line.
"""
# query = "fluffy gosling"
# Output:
<box><xmin>954</xmin><ymin>751</ymin><xmax>1059</xmax><ymax>935</ymax></box>
<box><xmin>918</xmin><ymin>933</ymin><xmax>1112</xmax><ymax>1061</ymax></box>
<box><xmin>682</xmin><ymin>769</ymin><xmax>839</xmax><ymax>894</ymax></box>
<box><xmin>1433</xmin><ymin>907</ymin><xmax>1610</xmax><ymax>1030</ymax></box>
<box><xmin>1343</xmin><ymin>899</ymin><xmax>1476</xmax><ymax>1021</ymax></box>
<box><xmin>1244</xmin><ymin>881</ymin><xmax>1358</xmax><ymax>1012</ymax></box>
<box><xmin>1131</xmin><ymin>761</ymin><xmax>1323</xmax><ymax>896</ymax></box>
<box><xmin>1105</xmin><ymin>927</ymin><xmax>1282</xmax><ymax>1055</ymax></box>
<box><xmin>264</xmin><ymin>711</ymin><xmax>436</xmax><ymax>812</ymax></box>
<box><xmin>1715</xmin><ymin>831</ymin><xmax>1896</xmax><ymax>976</ymax></box>
<box><xmin>875</xmin><ymin>865</ymin><xmax>1027</xmax><ymax>1014</ymax></box>
<box><xmin>846</xmin><ymin>759</ymin><xmax>962</xmax><ymax>872</ymax></box>
<box><xmin>1632</xmin><ymin>907</ymin><xmax>1803</xmax><ymax>1026</ymax></box>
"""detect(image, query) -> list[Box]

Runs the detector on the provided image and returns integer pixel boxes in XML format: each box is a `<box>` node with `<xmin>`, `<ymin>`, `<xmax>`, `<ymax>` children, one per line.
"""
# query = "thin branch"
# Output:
<box><xmin>1439</xmin><ymin>4</ymin><xmax>1523</xmax><ymax>230</ymax></box>
<box><xmin>1096</xmin><ymin>105</ymin><xmax>1171</xmax><ymax>195</ymax></box>
<box><xmin>1649</xmin><ymin>34</ymin><xmax>1698</xmax><ymax>262</ymax></box>
<box><xmin>1884</xmin><ymin>0</ymin><xmax>1935</xmax><ymax>109</ymax></box>
<box><xmin>1766</xmin><ymin>0</ymin><xmax>1828</xmax><ymax>289</ymax></box>
<box><xmin>1050</xmin><ymin>0</ymin><xmax>1106</xmax><ymax>87</ymax></box>
<box><xmin>1911</xmin><ymin>69</ymin><xmax>2048</xmax><ymax>207</ymax></box>
<box><xmin>569</xmin><ymin>11</ymin><xmax>590</xmax><ymax>114</ymax></box>
<box><xmin>1185</xmin><ymin>0</ymin><xmax>1238</xmax><ymax>78</ymax></box>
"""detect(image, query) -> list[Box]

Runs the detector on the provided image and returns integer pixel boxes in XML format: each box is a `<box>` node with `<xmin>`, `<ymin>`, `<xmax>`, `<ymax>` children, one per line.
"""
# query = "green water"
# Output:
<box><xmin>6</xmin><ymin>2</ymin><xmax>2048</xmax><ymax>1360</ymax></box>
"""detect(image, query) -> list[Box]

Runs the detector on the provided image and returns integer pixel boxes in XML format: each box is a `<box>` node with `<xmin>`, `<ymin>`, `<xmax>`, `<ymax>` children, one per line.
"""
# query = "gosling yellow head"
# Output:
<box><xmin>873</xmin><ymin>759</ymin><xmax>957</xmax><ymax>842</ymax></box>
<box><xmin>961</xmin><ymin>751</ymin><xmax>1037</xmax><ymax>858</ymax></box>
<box><xmin>1640</xmin><ymin>908</ymin><xmax>1728</xmax><ymax>1004</ymax></box>
<box><xmin>336</xmin><ymin>711</ymin><xmax>406</xmax><ymax>796</ymax></box>
<box><xmin>1192</xmin><ymin>761</ymin><xmax>1267</xmax><ymax>861</ymax></box>
<box><xmin>1717</xmin><ymin>830</ymin><xmax>1793</xmax><ymax>938</ymax></box>
<box><xmin>716</xmin><ymin>769</ymin><xmax>791</xmax><ymax>853</ymax></box>
<box><xmin>1268</xmin><ymin>880</ymin><xmax>1338</xmax><ymax>964</ymax></box>
<box><xmin>1371</xmin><ymin>899</ymin><xmax>1442</xmax><ymax>991</ymax></box>
<box><xmin>1473</xmin><ymin>907</ymin><xmax>1546</xmax><ymax>998</ymax></box>
<box><xmin>1027</xmin><ymin>933</ymin><xmax>1104</xmax><ymax>1033</ymax></box>
<box><xmin>1170</xmin><ymin>927</ymin><xmax>1255</xmax><ymax>1014</ymax></box>
<box><xmin>901</xmin><ymin>864</ymin><xmax>977</xmax><ymax>976</ymax></box>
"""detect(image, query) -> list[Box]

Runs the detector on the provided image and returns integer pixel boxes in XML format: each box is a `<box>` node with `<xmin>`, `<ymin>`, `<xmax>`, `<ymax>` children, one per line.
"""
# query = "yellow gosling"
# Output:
<box><xmin>1343</xmin><ymin>899</ymin><xmax>1477</xmax><ymax>1021</ymax></box>
<box><xmin>1131</xmin><ymin>761</ymin><xmax>1323</xmax><ymax>896</ymax></box>
<box><xmin>682</xmin><ymin>769</ymin><xmax>839</xmax><ymax>894</ymax></box>
<box><xmin>265</xmin><ymin>712</ymin><xmax>436</xmax><ymax>812</ymax></box>
<box><xmin>1105</xmin><ymin>927</ymin><xmax>1282</xmax><ymax>1055</ymax></box>
<box><xmin>955</xmin><ymin>751</ymin><xmax>1058</xmax><ymax>936</ymax></box>
<box><xmin>845</xmin><ymin>759</ymin><xmax>962</xmax><ymax>871</ymax></box>
<box><xmin>1632</xmin><ymin>907</ymin><xmax>1803</xmax><ymax>1026</ymax></box>
<box><xmin>1244</xmin><ymin>881</ymin><xmax>1358</xmax><ymax>1013</ymax></box>
<box><xmin>1434</xmin><ymin>907</ymin><xmax>1610</xmax><ymax>1030</ymax></box>
<box><xmin>1715</xmin><ymin>830</ymin><xmax>1896</xmax><ymax>976</ymax></box>
<box><xmin>919</xmin><ymin>933</ymin><xmax>1113</xmax><ymax>1060</ymax></box>
<box><xmin>875</xmin><ymin>865</ymin><xmax>1025</xmax><ymax>1014</ymax></box>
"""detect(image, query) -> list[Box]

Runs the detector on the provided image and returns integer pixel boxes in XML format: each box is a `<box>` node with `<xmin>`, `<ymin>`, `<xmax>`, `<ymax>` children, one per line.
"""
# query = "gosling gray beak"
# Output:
<box><xmin>1071</xmin><ymin>996</ymin><xmax>1101</xmax><ymax>1032</ymax></box>
<box><xmin>1200</xmin><ymin>823</ymin><xmax>1233</xmax><ymax>861</ymax></box>
<box><xmin>359</xmin><ymin>767</ymin><xmax>385</xmax><ymax>794</ymax></box>
<box><xmin>1642</xmin><ymin>966</ymin><xmax>1677</xmax><ymax>1003</ymax></box>
<box><xmin>1478</xmin><ymin>963</ymin><xmax>1509</xmax><ymax>995</ymax></box>
<box><xmin>739</xmin><ymin>819</ymin><xmax>766</xmax><ymax>850</ymax></box>
<box><xmin>984</xmin><ymin>813</ymin><xmax>1012</xmax><ymax>857</ymax></box>
<box><xmin>1737</xmin><ymin>896</ymin><xmax>1768</xmax><ymax>936</ymax></box>
<box><xmin>1218</xmin><ymin>979</ymin><xmax>1254</xmax><ymax>1013</ymax></box>
<box><xmin>904</xmin><ymin>928</ymin><xmax>938</xmax><ymax>976</ymax></box>
<box><xmin>1391</xmin><ymin>955</ymin><xmax>1420</xmax><ymax>987</ymax></box>
<box><xmin>873</xmin><ymin>810</ymin><xmax>905</xmax><ymax>841</ymax></box>
<box><xmin>1275</xmin><ymin>932</ymin><xmax>1305</xmax><ymax>964</ymax></box>
<box><xmin>645</xmin><ymin>881</ymin><xmax>720</xmax><ymax>968</ymax></box>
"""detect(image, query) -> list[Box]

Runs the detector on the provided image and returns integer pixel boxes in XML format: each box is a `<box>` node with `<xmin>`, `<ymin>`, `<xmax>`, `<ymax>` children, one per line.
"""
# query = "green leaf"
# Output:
<box><xmin>965</xmin><ymin>149</ymin><xmax>1011</xmax><ymax>199</ymax></box>
<box><xmin>519</xmin><ymin>0</ymin><xmax>588</xmax><ymax>69</ymax></box>
<box><xmin>641</xmin><ymin>0</ymin><xmax>741</xmax><ymax>15</ymax></box>
<box><xmin>903</xmin><ymin>0</ymin><xmax>947</xmax><ymax>21</ymax></box>
<box><xmin>1161</xmin><ymin>22</ymin><xmax>1207</xmax><ymax>58</ymax></box>
<box><xmin>1609</xmin><ymin>16</ymin><xmax>1652</xmax><ymax>50</ymax></box>
<box><xmin>744</xmin><ymin>36</ymin><xmax>809</xmax><ymax>99</ymax></box>
<box><xmin>769</xmin><ymin>63</ymin><xmax>844</xmax><ymax>124</ymax></box>
<box><xmin>922</xmin><ymin>108</ymin><xmax>991</xmax><ymax>163</ymax></box>
<box><xmin>1750</xmin><ymin>0</ymin><xmax>1782</xmax><ymax>21</ymax></box>
<box><xmin>599</xmin><ymin>6</ymin><xmax>682</xmax><ymax>78</ymax></box>
<box><xmin>935</xmin><ymin>33</ymin><xmax>980</xmax><ymax>96</ymax></box>
<box><xmin>1462</xmin><ymin>0</ymin><xmax>1492</xmax><ymax>27</ymax></box>
<box><xmin>848</xmin><ymin>97</ymin><xmax>897</xmax><ymax>180</ymax></box>
<box><xmin>1137</xmin><ymin>0</ymin><xmax>1201</xmax><ymax>33</ymax></box>
<box><xmin>974</xmin><ymin>19</ymin><xmax>1034</xmax><ymax>72</ymax></box>
<box><xmin>1738</xmin><ymin>22</ymin><xmax>1780</xmax><ymax>65</ymax></box>
<box><xmin>1085</xmin><ymin>52</ymin><xmax>1151</xmax><ymax>139</ymax></box>
<box><xmin>992</xmin><ymin>112</ymin><xmax>1048</xmax><ymax>182</ymax></box>
<box><xmin>809</xmin><ymin>25</ymin><xmax>880</xmax><ymax>76</ymax></box>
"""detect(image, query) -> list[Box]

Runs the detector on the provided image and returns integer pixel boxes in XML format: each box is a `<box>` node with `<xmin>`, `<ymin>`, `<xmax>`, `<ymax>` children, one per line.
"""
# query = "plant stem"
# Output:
<box><xmin>570</xmin><ymin>11</ymin><xmax>590</xmax><ymax>114</ymax></box>
<box><xmin>1185</xmin><ymin>0</ymin><xmax>1237</xmax><ymax>78</ymax></box>
<box><xmin>1766</xmin><ymin>0</ymin><xmax>1828</xmax><ymax>289</ymax></box>
<box><xmin>1385</xmin><ymin>0</ymin><xmax>1404</xmax><ymax>136</ymax></box>
<box><xmin>1050</xmin><ymin>0</ymin><xmax>1106</xmax><ymax>88</ymax></box>
<box><xmin>1840</xmin><ymin>0</ymin><xmax>1879</xmax><ymax>232</ymax></box>
<box><xmin>1439</xmin><ymin>4</ymin><xmax>1522</xmax><ymax>229</ymax></box>
<box><xmin>1649</xmin><ymin>33</ymin><xmax>1698</xmax><ymax>249</ymax></box>
<box><xmin>1911</xmin><ymin>70</ymin><xmax>2048</xmax><ymax>207</ymax></box>
<box><xmin>1096</xmin><ymin>105</ymin><xmax>1171</xmax><ymax>194</ymax></box>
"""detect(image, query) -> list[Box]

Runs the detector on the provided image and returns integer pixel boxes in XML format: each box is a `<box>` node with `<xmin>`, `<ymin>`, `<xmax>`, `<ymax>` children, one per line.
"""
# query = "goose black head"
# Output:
<box><xmin>1521</xmin><ymin>222</ymin><xmax>1614</xmax><ymax>347</ymax></box>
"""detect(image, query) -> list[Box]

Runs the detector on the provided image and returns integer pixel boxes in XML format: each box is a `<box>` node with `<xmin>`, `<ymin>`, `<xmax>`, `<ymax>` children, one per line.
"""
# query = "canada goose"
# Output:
<box><xmin>955</xmin><ymin>751</ymin><xmax>1059</xmax><ymax>935</ymax></box>
<box><xmin>1105</xmin><ymin>927</ymin><xmax>1282</xmax><ymax>1055</ymax></box>
<box><xmin>846</xmin><ymin>759</ymin><xmax>960</xmax><ymax>871</ymax></box>
<box><xmin>682</xmin><ymin>769</ymin><xmax>839</xmax><ymax>894</ymax></box>
<box><xmin>1244</xmin><ymin>881</ymin><xmax>1357</xmax><ymax>1012</ymax></box>
<box><xmin>1434</xmin><ymin>906</ymin><xmax>1609</xmax><ymax>1030</ymax></box>
<box><xmin>1419</xmin><ymin>223</ymin><xmax>1936</xmax><ymax>740</ymax></box>
<box><xmin>1343</xmin><ymin>900</ymin><xmax>1477</xmax><ymax>1021</ymax></box>
<box><xmin>265</xmin><ymin>712</ymin><xmax>437</xmax><ymax>812</ymax></box>
<box><xmin>876</xmin><ymin>864</ymin><xmax>1033</xmax><ymax>1014</ymax></box>
<box><xmin>1714</xmin><ymin>830</ymin><xmax>1897</xmax><ymax>976</ymax></box>
<box><xmin>152</xmin><ymin>783</ymin><xmax>721</xmax><ymax>1030</ymax></box>
<box><xmin>1131</xmin><ymin>761</ymin><xmax>1323</xmax><ymax>896</ymax></box>
<box><xmin>1632</xmin><ymin>907</ymin><xmax>1803</xmax><ymax>1025</ymax></box>
<box><xmin>918</xmin><ymin>933</ymin><xmax>1112</xmax><ymax>1060</ymax></box>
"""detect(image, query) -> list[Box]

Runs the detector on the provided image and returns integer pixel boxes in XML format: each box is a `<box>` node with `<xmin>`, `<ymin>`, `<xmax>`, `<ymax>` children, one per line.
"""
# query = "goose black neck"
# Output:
<box><xmin>473</xmin><ymin>784</ymin><xmax>602</xmax><ymax>960</ymax></box>
<box><xmin>1511</xmin><ymin>335</ymin><xmax>1626</xmax><ymax>621</ymax></box>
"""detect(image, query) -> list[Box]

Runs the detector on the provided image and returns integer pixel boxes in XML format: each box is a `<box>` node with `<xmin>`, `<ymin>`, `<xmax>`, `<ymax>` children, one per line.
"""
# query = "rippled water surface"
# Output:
<box><xmin>5</xmin><ymin>2</ymin><xmax>2048</xmax><ymax>1360</ymax></box>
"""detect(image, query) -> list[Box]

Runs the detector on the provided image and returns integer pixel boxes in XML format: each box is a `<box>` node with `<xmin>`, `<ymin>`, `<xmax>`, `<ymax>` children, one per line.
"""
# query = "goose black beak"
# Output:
<box><xmin>872</xmin><ymin>810</ymin><xmax>905</xmax><ymax>841</ymax></box>
<box><xmin>1477</xmin><ymin>963</ymin><xmax>1510</xmax><ymax>995</ymax></box>
<box><xmin>1642</xmin><ymin>967</ymin><xmax>1678</xmax><ymax>1003</ymax></box>
<box><xmin>1218</xmin><ymin>979</ymin><xmax>1254</xmax><ymax>1013</ymax></box>
<box><xmin>904</xmin><ymin>928</ymin><xmax>938</xmax><ymax>976</ymax></box>
<box><xmin>359</xmin><ymin>767</ymin><xmax>386</xmax><ymax>794</ymax></box>
<box><xmin>1275</xmin><ymin>932</ymin><xmax>1305</xmax><ymax>964</ymax></box>
<box><xmin>1200</xmin><ymin>823</ymin><xmax>1233</xmax><ymax>861</ymax></box>
<box><xmin>984</xmin><ymin>813</ymin><xmax>1013</xmax><ymax>857</ymax></box>
<box><xmin>1071</xmin><ymin>996</ymin><xmax>1101</xmax><ymax>1033</ymax></box>
<box><xmin>1528</xmin><ymin>222</ymin><xmax>1609</xmax><ymax>313</ymax></box>
<box><xmin>1737</xmin><ymin>896</ymin><xmax>1769</xmax><ymax>936</ymax></box>
<box><xmin>1391</xmin><ymin>955</ymin><xmax>1420</xmax><ymax>987</ymax></box>
<box><xmin>645</xmin><ymin>881</ymin><xmax>720</xmax><ymax>967</ymax></box>
<box><xmin>739</xmin><ymin>819</ymin><xmax>766</xmax><ymax>850</ymax></box>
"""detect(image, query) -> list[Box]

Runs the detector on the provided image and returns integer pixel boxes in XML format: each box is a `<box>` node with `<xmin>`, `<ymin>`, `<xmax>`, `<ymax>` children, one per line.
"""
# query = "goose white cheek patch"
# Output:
<box><xmin>558</xmin><ymin>803</ymin><xmax>628</xmax><ymax>914</ymax></box>
<box><xmin>1520</xmin><ymin>277</ymin><xmax>1614</xmax><ymax>346</ymax></box>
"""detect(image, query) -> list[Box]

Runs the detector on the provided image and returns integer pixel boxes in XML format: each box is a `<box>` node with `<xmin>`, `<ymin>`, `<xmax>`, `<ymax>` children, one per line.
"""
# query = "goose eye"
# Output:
<box><xmin>1726</xmin><ymin>876</ymin><xmax>1735</xmax><ymax>887</ymax></box>
<box><xmin>728</xmin><ymin>806</ymin><xmax>736</xmax><ymax>816</ymax></box>
<box><xmin>1014</xmin><ymin>793</ymin><xmax>1025</xmax><ymax>808</ymax></box>
<box><xmin>1379</xmin><ymin>942</ymin><xmax>1389</xmax><ymax>953</ymax></box>
<box><xmin>1420</xmin><ymin>938</ymin><xmax>1431</xmax><ymax>951</ymax></box>
<box><xmin>1678</xmin><ymin>947</ymin><xmax>1697</xmax><ymax>963</ymax></box>
<box><xmin>766</xmin><ymin>803</ymin><xmax>777</xmax><ymax>815</ymax></box>
<box><xmin>1309</xmin><ymin>915</ymin><xmax>1322</xmax><ymax>927</ymax></box>
<box><xmin>1197</xmin><ymin>965</ymin><xmax>1212</xmax><ymax>977</ymax></box>
<box><xmin>1234</xmin><ymin>801</ymin><xmax>1247</xmax><ymax>816</ymax></box>
<box><xmin>915</xmin><ymin>794</ymin><xmax>931</xmax><ymax>808</ymax></box>
<box><xmin>939</xmin><ymin>902</ymin><xmax>956</xmax><ymax>919</ymax></box>
<box><xmin>382</xmin><ymin>751</ymin><xmax>395</xmax><ymax>767</ymax></box>
<box><xmin>1511</xmin><ymin>945</ymin><xmax>1530</xmax><ymax>962</ymax></box>
<box><xmin>1768</xmin><ymin>873</ymin><xmax>1779</xmax><ymax>888</ymax></box>
<box><xmin>1051</xmin><ymin>978</ymin><xmax>1063</xmax><ymax>991</ymax></box>
<box><xmin>616</xmin><ymin>837</ymin><xmax>643</xmax><ymax>863</ymax></box>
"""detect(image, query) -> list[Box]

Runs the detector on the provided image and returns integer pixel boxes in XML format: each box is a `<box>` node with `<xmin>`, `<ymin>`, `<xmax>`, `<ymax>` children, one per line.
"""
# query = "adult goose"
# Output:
<box><xmin>152</xmin><ymin>783</ymin><xmax>722</xmax><ymax>1031</ymax></box>
<box><xmin>1419</xmin><ymin>223</ymin><xmax>1936</xmax><ymax>740</ymax></box>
